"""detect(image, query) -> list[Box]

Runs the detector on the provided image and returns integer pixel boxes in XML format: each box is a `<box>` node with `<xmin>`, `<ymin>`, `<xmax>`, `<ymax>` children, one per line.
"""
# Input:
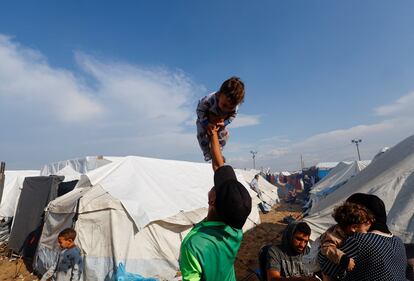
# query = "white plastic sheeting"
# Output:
<box><xmin>86</xmin><ymin>156</ymin><xmax>259</xmax><ymax>231</ymax></box>
<box><xmin>236</xmin><ymin>169</ymin><xmax>280</xmax><ymax>206</ymax></box>
<box><xmin>309</xmin><ymin>160</ymin><xmax>370</xmax><ymax>213</ymax></box>
<box><xmin>36</xmin><ymin>156</ymin><xmax>261</xmax><ymax>280</ymax></box>
<box><xmin>304</xmin><ymin>134</ymin><xmax>414</xmax><ymax>243</ymax></box>
<box><xmin>40</xmin><ymin>156</ymin><xmax>122</xmax><ymax>176</ymax></box>
<box><xmin>0</xmin><ymin>170</ymin><xmax>40</xmax><ymax>218</ymax></box>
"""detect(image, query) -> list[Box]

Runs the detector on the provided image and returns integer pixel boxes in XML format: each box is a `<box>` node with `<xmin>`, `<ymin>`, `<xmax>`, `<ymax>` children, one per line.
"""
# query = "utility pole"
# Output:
<box><xmin>351</xmin><ymin>139</ymin><xmax>362</xmax><ymax>161</ymax></box>
<box><xmin>250</xmin><ymin>151</ymin><xmax>258</xmax><ymax>170</ymax></box>
<box><xmin>0</xmin><ymin>162</ymin><xmax>5</xmax><ymax>204</ymax></box>
<box><xmin>300</xmin><ymin>154</ymin><xmax>304</xmax><ymax>170</ymax></box>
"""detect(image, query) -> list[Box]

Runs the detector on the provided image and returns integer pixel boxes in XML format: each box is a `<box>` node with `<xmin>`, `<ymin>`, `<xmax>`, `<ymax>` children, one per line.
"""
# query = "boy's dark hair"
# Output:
<box><xmin>333</xmin><ymin>202</ymin><xmax>375</xmax><ymax>229</ymax></box>
<box><xmin>219</xmin><ymin>76</ymin><xmax>245</xmax><ymax>106</ymax></box>
<box><xmin>58</xmin><ymin>228</ymin><xmax>77</xmax><ymax>241</ymax></box>
<box><xmin>294</xmin><ymin>222</ymin><xmax>311</xmax><ymax>236</ymax></box>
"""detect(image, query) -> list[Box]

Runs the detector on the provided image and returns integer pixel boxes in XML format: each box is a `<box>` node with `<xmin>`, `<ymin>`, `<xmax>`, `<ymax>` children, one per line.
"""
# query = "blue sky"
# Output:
<box><xmin>1</xmin><ymin>1</ymin><xmax>414</xmax><ymax>170</ymax></box>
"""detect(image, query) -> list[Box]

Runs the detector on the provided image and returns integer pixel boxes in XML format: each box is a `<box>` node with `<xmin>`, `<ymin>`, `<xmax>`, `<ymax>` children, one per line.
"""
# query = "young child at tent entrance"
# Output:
<box><xmin>196</xmin><ymin>77</ymin><xmax>245</xmax><ymax>161</ymax></box>
<box><xmin>318</xmin><ymin>202</ymin><xmax>375</xmax><ymax>281</ymax></box>
<box><xmin>41</xmin><ymin>228</ymin><xmax>83</xmax><ymax>281</ymax></box>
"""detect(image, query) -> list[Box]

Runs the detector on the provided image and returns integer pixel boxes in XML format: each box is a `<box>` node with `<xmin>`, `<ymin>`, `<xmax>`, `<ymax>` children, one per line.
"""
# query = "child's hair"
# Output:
<box><xmin>219</xmin><ymin>77</ymin><xmax>245</xmax><ymax>106</ymax></box>
<box><xmin>333</xmin><ymin>202</ymin><xmax>375</xmax><ymax>229</ymax></box>
<box><xmin>58</xmin><ymin>228</ymin><xmax>77</xmax><ymax>241</ymax></box>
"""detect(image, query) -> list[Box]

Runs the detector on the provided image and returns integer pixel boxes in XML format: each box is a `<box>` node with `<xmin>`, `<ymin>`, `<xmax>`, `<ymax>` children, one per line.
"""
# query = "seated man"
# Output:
<box><xmin>266</xmin><ymin>222</ymin><xmax>319</xmax><ymax>281</ymax></box>
<box><xmin>179</xmin><ymin>126</ymin><xmax>252</xmax><ymax>281</ymax></box>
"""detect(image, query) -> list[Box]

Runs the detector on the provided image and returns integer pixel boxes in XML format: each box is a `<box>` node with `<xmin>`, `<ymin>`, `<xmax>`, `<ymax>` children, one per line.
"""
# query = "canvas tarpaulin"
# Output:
<box><xmin>0</xmin><ymin>170</ymin><xmax>40</xmax><ymax>218</ymax></box>
<box><xmin>9</xmin><ymin>176</ymin><xmax>63</xmax><ymax>255</ymax></box>
<box><xmin>35</xmin><ymin>156</ymin><xmax>261</xmax><ymax>280</ymax></box>
<box><xmin>304</xmin><ymin>134</ymin><xmax>414</xmax><ymax>243</ymax></box>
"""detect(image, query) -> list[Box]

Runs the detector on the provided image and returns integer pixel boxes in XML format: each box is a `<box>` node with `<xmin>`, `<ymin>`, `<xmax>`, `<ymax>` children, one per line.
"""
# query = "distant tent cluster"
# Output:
<box><xmin>1</xmin><ymin>134</ymin><xmax>413</xmax><ymax>279</ymax></box>
<box><xmin>304</xmin><ymin>134</ymin><xmax>414</xmax><ymax>244</ymax></box>
<box><xmin>0</xmin><ymin>155</ymin><xmax>279</xmax><ymax>280</ymax></box>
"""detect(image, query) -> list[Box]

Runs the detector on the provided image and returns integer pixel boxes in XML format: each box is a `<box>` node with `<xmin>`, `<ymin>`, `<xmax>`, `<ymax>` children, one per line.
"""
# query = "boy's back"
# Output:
<box><xmin>41</xmin><ymin>246</ymin><xmax>82</xmax><ymax>281</ymax></box>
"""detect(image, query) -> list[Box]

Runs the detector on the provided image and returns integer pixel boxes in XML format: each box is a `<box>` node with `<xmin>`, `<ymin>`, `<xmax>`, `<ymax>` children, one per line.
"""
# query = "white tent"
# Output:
<box><xmin>304</xmin><ymin>135</ymin><xmax>414</xmax><ymax>243</ymax></box>
<box><xmin>236</xmin><ymin>169</ymin><xmax>280</xmax><ymax>206</ymax></box>
<box><xmin>0</xmin><ymin>170</ymin><xmax>40</xmax><ymax>218</ymax></box>
<box><xmin>308</xmin><ymin>160</ymin><xmax>370</xmax><ymax>213</ymax></box>
<box><xmin>54</xmin><ymin>165</ymin><xmax>83</xmax><ymax>182</ymax></box>
<box><xmin>40</xmin><ymin>156</ymin><xmax>122</xmax><ymax>176</ymax></box>
<box><xmin>315</xmin><ymin>162</ymin><xmax>339</xmax><ymax>170</ymax></box>
<box><xmin>35</xmin><ymin>156</ymin><xmax>261</xmax><ymax>280</ymax></box>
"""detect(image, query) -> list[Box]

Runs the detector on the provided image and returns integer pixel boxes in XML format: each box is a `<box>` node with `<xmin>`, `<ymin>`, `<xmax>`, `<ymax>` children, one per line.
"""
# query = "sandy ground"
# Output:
<box><xmin>0</xmin><ymin>244</ymin><xmax>39</xmax><ymax>281</ymax></box>
<box><xmin>235</xmin><ymin>201</ymin><xmax>302</xmax><ymax>281</ymax></box>
<box><xmin>0</xmin><ymin>187</ymin><xmax>302</xmax><ymax>281</ymax></box>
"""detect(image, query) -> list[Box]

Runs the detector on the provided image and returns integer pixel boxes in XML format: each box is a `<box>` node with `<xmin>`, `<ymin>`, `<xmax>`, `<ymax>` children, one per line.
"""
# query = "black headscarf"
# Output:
<box><xmin>280</xmin><ymin>221</ymin><xmax>310</xmax><ymax>256</ymax></box>
<box><xmin>346</xmin><ymin>193</ymin><xmax>391</xmax><ymax>234</ymax></box>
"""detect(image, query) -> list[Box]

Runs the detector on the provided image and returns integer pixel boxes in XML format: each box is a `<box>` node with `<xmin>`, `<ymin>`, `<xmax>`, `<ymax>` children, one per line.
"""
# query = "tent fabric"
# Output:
<box><xmin>35</xmin><ymin>157</ymin><xmax>261</xmax><ymax>280</ymax></box>
<box><xmin>304</xmin><ymin>134</ymin><xmax>414</xmax><ymax>243</ymax></box>
<box><xmin>315</xmin><ymin>162</ymin><xmax>339</xmax><ymax>170</ymax></box>
<box><xmin>85</xmin><ymin>156</ymin><xmax>259</xmax><ymax>231</ymax></box>
<box><xmin>9</xmin><ymin>176</ymin><xmax>63</xmax><ymax>255</ymax></box>
<box><xmin>235</xmin><ymin>169</ymin><xmax>280</xmax><ymax>206</ymax></box>
<box><xmin>0</xmin><ymin>170</ymin><xmax>39</xmax><ymax>218</ymax></box>
<box><xmin>40</xmin><ymin>156</ymin><xmax>122</xmax><ymax>176</ymax></box>
<box><xmin>55</xmin><ymin>165</ymin><xmax>83</xmax><ymax>182</ymax></box>
<box><xmin>308</xmin><ymin>161</ymin><xmax>370</xmax><ymax>214</ymax></box>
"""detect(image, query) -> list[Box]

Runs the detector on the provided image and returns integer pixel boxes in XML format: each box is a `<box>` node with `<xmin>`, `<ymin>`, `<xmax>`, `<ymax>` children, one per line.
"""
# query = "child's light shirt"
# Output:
<box><xmin>320</xmin><ymin>225</ymin><xmax>348</xmax><ymax>265</ymax></box>
<box><xmin>41</xmin><ymin>246</ymin><xmax>83</xmax><ymax>281</ymax></box>
<box><xmin>196</xmin><ymin>92</ymin><xmax>238</xmax><ymax>127</ymax></box>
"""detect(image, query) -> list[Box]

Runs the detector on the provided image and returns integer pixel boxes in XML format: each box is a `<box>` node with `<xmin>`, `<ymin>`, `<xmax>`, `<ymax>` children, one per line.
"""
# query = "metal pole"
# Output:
<box><xmin>356</xmin><ymin>142</ymin><xmax>361</xmax><ymax>161</ymax></box>
<box><xmin>352</xmin><ymin>139</ymin><xmax>362</xmax><ymax>161</ymax></box>
<box><xmin>0</xmin><ymin>162</ymin><xmax>5</xmax><ymax>204</ymax></box>
<box><xmin>250</xmin><ymin>151</ymin><xmax>257</xmax><ymax>170</ymax></box>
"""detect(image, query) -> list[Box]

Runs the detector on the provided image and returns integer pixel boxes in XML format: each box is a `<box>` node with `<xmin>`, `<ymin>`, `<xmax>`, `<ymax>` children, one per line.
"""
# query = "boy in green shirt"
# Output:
<box><xmin>179</xmin><ymin>126</ymin><xmax>252</xmax><ymax>281</ymax></box>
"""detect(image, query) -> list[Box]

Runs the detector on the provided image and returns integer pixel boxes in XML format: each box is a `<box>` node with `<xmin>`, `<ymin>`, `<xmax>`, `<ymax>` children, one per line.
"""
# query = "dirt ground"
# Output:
<box><xmin>235</xmin><ymin>201</ymin><xmax>302</xmax><ymax>281</ymax></box>
<box><xmin>0</xmin><ymin>244</ymin><xmax>39</xmax><ymax>281</ymax></box>
<box><xmin>0</xmin><ymin>188</ymin><xmax>302</xmax><ymax>281</ymax></box>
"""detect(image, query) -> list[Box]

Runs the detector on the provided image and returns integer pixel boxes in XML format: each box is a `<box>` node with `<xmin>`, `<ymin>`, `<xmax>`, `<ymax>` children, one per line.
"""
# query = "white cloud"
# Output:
<box><xmin>227</xmin><ymin>92</ymin><xmax>414</xmax><ymax>171</ymax></box>
<box><xmin>0</xmin><ymin>35</ymin><xmax>208</xmax><ymax>168</ymax></box>
<box><xmin>228</xmin><ymin>114</ymin><xmax>260</xmax><ymax>128</ymax></box>
<box><xmin>0</xmin><ymin>35</ymin><xmax>104</xmax><ymax>123</ymax></box>
<box><xmin>374</xmin><ymin>92</ymin><xmax>414</xmax><ymax>117</ymax></box>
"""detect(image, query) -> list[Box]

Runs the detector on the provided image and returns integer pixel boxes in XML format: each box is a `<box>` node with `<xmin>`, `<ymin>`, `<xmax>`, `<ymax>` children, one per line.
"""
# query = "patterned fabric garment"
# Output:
<box><xmin>196</xmin><ymin>92</ymin><xmax>237</xmax><ymax>161</ymax></box>
<box><xmin>41</xmin><ymin>246</ymin><xmax>83</xmax><ymax>281</ymax></box>
<box><xmin>319</xmin><ymin>232</ymin><xmax>408</xmax><ymax>281</ymax></box>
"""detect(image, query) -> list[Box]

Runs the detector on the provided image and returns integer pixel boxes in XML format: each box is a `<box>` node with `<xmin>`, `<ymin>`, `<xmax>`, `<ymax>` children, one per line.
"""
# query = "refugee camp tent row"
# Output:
<box><xmin>306</xmin><ymin>160</ymin><xmax>370</xmax><ymax>214</ymax></box>
<box><xmin>4</xmin><ymin>157</ymin><xmax>121</xmax><ymax>257</ymax></box>
<box><xmin>304</xmin><ymin>134</ymin><xmax>414</xmax><ymax>244</ymax></box>
<box><xmin>35</xmin><ymin>156</ymin><xmax>261</xmax><ymax>281</ymax></box>
<box><xmin>236</xmin><ymin>169</ymin><xmax>280</xmax><ymax>206</ymax></box>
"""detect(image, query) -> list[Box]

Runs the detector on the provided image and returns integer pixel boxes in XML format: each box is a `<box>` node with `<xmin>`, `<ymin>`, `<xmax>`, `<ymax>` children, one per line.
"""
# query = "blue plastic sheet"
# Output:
<box><xmin>115</xmin><ymin>263</ymin><xmax>158</xmax><ymax>281</ymax></box>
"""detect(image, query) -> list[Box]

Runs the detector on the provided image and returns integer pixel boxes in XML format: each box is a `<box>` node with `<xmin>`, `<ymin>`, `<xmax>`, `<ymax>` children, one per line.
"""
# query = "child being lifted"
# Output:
<box><xmin>196</xmin><ymin>77</ymin><xmax>245</xmax><ymax>162</ymax></box>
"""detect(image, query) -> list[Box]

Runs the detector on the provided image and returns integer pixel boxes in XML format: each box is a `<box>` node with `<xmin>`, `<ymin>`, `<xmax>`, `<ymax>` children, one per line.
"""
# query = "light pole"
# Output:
<box><xmin>250</xmin><ymin>151</ymin><xmax>257</xmax><ymax>170</ymax></box>
<box><xmin>351</xmin><ymin>139</ymin><xmax>362</xmax><ymax>161</ymax></box>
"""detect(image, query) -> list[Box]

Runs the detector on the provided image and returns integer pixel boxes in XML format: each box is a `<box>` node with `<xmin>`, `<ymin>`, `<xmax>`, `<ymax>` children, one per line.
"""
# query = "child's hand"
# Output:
<box><xmin>347</xmin><ymin>258</ymin><xmax>355</xmax><ymax>271</ymax></box>
<box><xmin>207</xmin><ymin>123</ymin><xmax>218</xmax><ymax>136</ymax></box>
<box><xmin>208</xmin><ymin>114</ymin><xmax>225</xmax><ymax>127</ymax></box>
<box><xmin>216</xmin><ymin>120</ymin><xmax>225</xmax><ymax>127</ymax></box>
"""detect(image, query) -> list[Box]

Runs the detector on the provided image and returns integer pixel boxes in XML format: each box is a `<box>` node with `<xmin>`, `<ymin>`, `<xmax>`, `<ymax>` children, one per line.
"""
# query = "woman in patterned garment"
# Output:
<box><xmin>319</xmin><ymin>193</ymin><xmax>408</xmax><ymax>281</ymax></box>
